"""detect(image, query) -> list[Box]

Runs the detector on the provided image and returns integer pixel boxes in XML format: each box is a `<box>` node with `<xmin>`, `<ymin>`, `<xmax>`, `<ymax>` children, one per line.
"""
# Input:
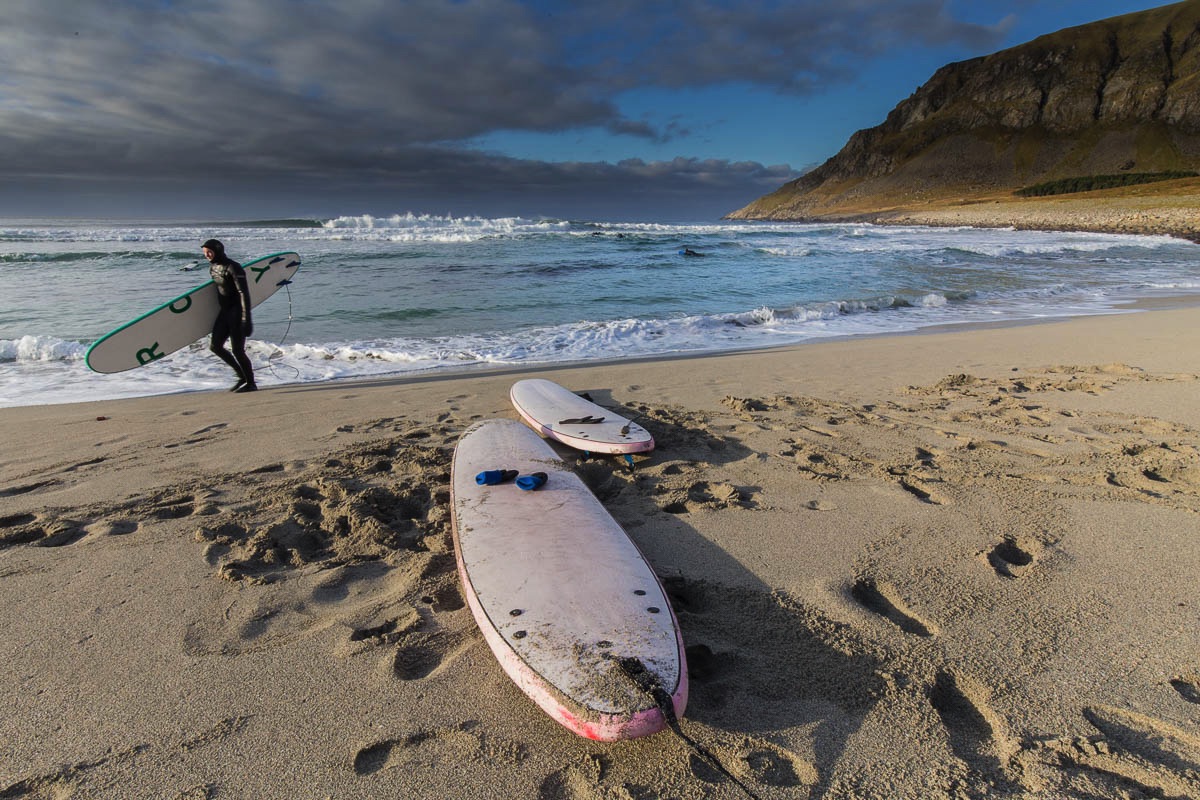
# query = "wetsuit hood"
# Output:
<box><xmin>202</xmin><ymin>238</ymin><xmax>226</xmax><ymax>257</ymax></box>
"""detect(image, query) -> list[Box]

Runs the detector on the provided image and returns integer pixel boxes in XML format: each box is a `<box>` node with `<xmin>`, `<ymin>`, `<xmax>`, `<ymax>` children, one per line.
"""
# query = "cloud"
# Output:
<box><xmin>0</xmin><ymin>0</ymin><xmax>1006</xmax><ymax>214</ymax></box>
<box><xmin>563</xmin><ymin>1</ymin><xmax>1013</xmax><ymax>93</ymax></box>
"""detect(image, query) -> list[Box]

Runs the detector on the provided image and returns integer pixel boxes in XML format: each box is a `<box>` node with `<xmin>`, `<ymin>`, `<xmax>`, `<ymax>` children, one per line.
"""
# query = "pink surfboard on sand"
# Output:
<box><xmin>450</xmin><ymin>419</ymin><xmax>686</xmax><ymax>741</ymax></box>
<box><xmin>509</xmin><ymin>378</ymin><xmax>654</xmax><ymax>455</ymax></box>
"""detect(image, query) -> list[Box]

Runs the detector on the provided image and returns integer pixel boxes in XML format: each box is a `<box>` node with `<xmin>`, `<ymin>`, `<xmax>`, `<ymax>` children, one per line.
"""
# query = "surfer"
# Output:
<box><xmin>202</xmin><ymin>239</ymin><xmax>257</xmax><ymax>393</ymax></box>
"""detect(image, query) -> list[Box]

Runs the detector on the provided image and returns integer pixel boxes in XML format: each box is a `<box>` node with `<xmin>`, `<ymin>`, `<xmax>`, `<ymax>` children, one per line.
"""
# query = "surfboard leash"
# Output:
<box><xmin>572</xmin><ymin>392</ymin><xmax>648</xmax><ymax>472</ymax></box>
<box><xmin>264</xmin><ymin>279</ymin><xmax>301</xmax><ymax>381</ymax></box>
<box><xmin>615</xmin><ymin>657</ymin><xmax>763</xmax><ymax>800</ymax></box>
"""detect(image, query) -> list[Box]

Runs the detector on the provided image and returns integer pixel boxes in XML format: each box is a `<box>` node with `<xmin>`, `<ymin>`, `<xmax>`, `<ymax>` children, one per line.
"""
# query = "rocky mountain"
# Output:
<box><xmin>729</xmin><ymin>1</ymin><xmax>1200</xmax><ymax>220</ymax></box>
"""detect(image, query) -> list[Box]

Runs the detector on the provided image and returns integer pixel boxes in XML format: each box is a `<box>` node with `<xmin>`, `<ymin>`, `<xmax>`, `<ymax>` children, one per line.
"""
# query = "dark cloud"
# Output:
<box><xmin>557</xmin><ymin>1</ymin><xmax>1012</xmax><ymax>93</ymax></box>
<box><xmin>0</xmin><ymin>0</ymin><xmax>1007</xmax><ymax>217</ymax></box>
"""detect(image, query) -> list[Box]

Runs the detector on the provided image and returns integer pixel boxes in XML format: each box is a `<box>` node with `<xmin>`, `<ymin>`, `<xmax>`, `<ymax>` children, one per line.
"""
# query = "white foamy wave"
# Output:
<box><xmin>320</xmin><ymin>213</ymin><xmax>569</xmax><ymax>243</ymax></box>
<box><xmin>264</xmin><ymin>294</ymin><xmax>968</xmax><ymax>373</ymax></box>
<box><xmin>803</xmin><ymin>224</ymin><xmax>1186</xmax><ymax>259</ymax></box>
<box><xmin>757</xmin><ymin>246</ymin><xmax>813</xmax><ymax>257</ymax></box>
<box><xmin>727</xmin><ymin>304</ymin><xmax>836</xmax><ymax>328</ymax></box>
<box><xmin>921</xmin><ymin>293</ymin><xmax>949</xmax><ymax>307</ymax></box>
<box><xmin>945</xmin><ymin>232</ymin><xmax>1185</xmax><ymax>258</ymax></box>
<box><xmin>1140</xmin><ymin>280</ymin><xmax>1200</xmax><ymax>290</ymax></box>
<box><xmin>728</xmin><ymin>293</ymin><xmax>954</xmax><ymax>327</ymax></box>
<box><xmin>0</xmin><ymin>336</ymin><xmax>87</xmax><ymax>363</ymax></box>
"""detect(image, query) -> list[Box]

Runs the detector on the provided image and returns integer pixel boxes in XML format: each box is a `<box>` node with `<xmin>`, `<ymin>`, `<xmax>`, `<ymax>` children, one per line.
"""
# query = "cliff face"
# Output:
<box><xmin>730</xmin><ymin>1</ymin><xmax>1200</xmax><ymax>220</ymax></box>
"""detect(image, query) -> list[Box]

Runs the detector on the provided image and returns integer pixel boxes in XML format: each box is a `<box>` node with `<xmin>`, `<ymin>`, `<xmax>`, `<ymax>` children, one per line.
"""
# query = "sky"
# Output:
<box><xmin>0</xmin><ymin>0</ymin><xmax>1175</xmax><ymax>222</ymax></box>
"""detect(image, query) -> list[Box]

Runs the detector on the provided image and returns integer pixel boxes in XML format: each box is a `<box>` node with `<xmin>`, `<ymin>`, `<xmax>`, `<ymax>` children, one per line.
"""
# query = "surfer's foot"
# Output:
<box><xmin>229</xmin><ymin>378</ymin><xmax>247</xmax><ymax>392</ymax></box>
<box><xmin>235</xmin><ymin>382</ymin><xmax>258</xmax><ymax>393</ymax></box>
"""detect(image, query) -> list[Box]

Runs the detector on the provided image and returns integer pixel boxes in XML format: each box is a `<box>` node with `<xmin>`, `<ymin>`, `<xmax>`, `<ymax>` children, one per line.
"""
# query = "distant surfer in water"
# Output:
<box><xmin>202</xmin><ymin>239</ymin><xmax>257</xmax><ymax>393</ymax></box>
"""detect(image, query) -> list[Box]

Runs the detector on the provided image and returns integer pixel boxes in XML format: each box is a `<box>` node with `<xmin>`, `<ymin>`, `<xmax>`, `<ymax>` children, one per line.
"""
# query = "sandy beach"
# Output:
<box><xmin>874</xmin><ymin>191</ymin><xmax>1200</xmax><ymax>243</ymax></box>
<box><xmin>733</xmin><ymin>180</ymin><xmax>1200</xmax><ymax>244</ymax></box>
<box><xmin>3</xmin><ymin>303</ymin><xmax>1200</xmax><ymax>799</ymax></box>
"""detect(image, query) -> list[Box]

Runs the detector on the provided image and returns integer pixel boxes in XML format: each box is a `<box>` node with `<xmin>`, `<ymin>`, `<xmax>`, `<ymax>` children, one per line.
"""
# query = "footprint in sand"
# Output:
<box><xmin>985</xmin><ymin>537</ymin><xmax>1039</xmax><ymax>579</ymax></box>
<box><xmin>311</xmin><ymin>561</ymin><xmax>394</xmax><ymax>604</ymax></box>
<box><xmin>0</xmin><ymin>479</ymin><xmax>60</xmax><ymax>498</ymax></box>
<box><xmin>0</xmin><ymin>514</ymin><xmax>85</xmax><ymax>549</ymax></box>
<box><xmin>390</xmin><ymin>625</ymin><xmax>472</xmax><ymax>681</ymax></box>
<box><xmin>779</xmin><ymin>441</ymin><xmax>847</xmax><ymax>480</ymax></box>
<box><xmin>849</xmin><ymin>577</ymin><xmax>937</xmax><ymax>637</ymax></box>
<box><xmin>294</xmin><ymin>484</ymin><xmax>323</xmax><ymax>500</ymax></box>
<box><xmin>62</xmin><ymin>456</ymin><xmax>107</xmax><ymax>472</ymax></box>
<box><xmin>896</xmin><ymin>477</ymin><xmax>949</xmax><ymax>505</ymax></box>
<box><xmin>247</xmin><ymin>463</ymin><xmax>288</xmax><ymax>475</ymax></box>
<box><xmin>4</xmin><ymin>510</ymin><xmax>144</xmax><ymax>549</ymax></box>
<box><xmin>85</xmin><ymin>518</ymin><xmax>140</xmax><ymax>537</ymax></box>
<box><xmin>335</xmin><ymin>605</ymin><xmax>425</xmax><ymax>658</ymax></box>
<box><xmin>730</xmin><ymin>738</ymin><xmax>819</xmax><ymax>789</ymax></box>
<box><xmin>663</xmin><ymin>577</ymin><xmax>712</xmax><ymax>615</ymax></box>
<box><xmin>350</xmin><ymin>618</ymin><xmax>403</xmax><ymax>643</ymax></box>
<box><xmin>573</xmin><ymin>461</ymin><xmax>632</xmax><ymax>504</ymax></box>
<box><xmin>163</xmin><ymin>423</ymin><xmax>228</xmax><ymax>449</ymax></box>
<box><xmin>1084</xmin><ymin>705</ymin><xmax>1200</xmax><ymax>772</ymax></box>
<box><xmin>151</xmin><ymin>501</ymin><xmax>197</xmax><ymax>520</ymax></box>
<box><xmin>353</xmin><ymin>723</ymin><xmax>525</xmax><ymax>777</ymax></box>
<box><xmin>1055</xmin><ymin>704</ymin><xmax>1200</xmax><ymax>796</ymax></box>
<box><xmin>536</xmin><ymin>754</ymin><xmax>610</xmax><ymax>799</ymax></box>
<box><xmin>657</xmin><ymin>480</ymin><xmax>752</xmax><ymax>514</ymax></box>
<box><xmin>1170</xmin><ymin>675</ymin><xmax>1200</xmax><ymax>705</ymax></box>
<box><xmin>682</xmin><ymin>643</ymin><xmax>731</xmax><ymax>684</ymax></box>
<box><xmin>915</xmin><ymin>446</ymin><xmax>940</xmax><ymax>467</ymax></box>
<box><xmin>352</xmin><ymin>740</ymin><xmax>401</xmax><ymax>776</ymax></box>
<box><xmin>0</xmin><ymin>512</ymin><xmax>38</xmax><ymax>530</ymax></box>
<box><xmin>418</xmin><ymin>582</ymin><xmax>465</xmax><ymax>612</ymax></box>
<box><xmin>176</xmin><ymin>715</ymin><xmax>252</xmax><ymax>752</ymax></box>
<box><xmin>721</xmin><ymin>395</ymin><xmax>775</xmax><ymax>414</ymax></box>
<box><xmin>35</xmin><ymin>521</ymin><xmax>87</xmax><ymax>548</ymax></box>
<box><xmin>928</xmin><ymin>670</ymin><xmax>1013</xmax><ymax>779</ymax></box>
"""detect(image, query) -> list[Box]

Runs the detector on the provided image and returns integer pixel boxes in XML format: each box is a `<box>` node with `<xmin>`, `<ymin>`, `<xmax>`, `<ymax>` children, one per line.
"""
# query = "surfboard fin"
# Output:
<box><xmin>558</xmin><ymin>415</ymin><xmax>605</xmax><ymax>424</ymax></box>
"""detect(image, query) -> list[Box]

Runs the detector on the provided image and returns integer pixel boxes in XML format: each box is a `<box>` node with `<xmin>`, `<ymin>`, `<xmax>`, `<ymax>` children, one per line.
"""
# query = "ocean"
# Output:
<box><xmin>2</xmin><ymin>214</ymin><xmax>1197</xmax><ymax>408</ymax></box>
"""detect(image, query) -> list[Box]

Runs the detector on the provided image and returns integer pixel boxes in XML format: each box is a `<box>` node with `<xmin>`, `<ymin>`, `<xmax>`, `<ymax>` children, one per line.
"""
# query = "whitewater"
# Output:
<box><xmin>1</xmin><ymin>214</ymin><xmax>1197</xmax><ymax>407</ymax></box>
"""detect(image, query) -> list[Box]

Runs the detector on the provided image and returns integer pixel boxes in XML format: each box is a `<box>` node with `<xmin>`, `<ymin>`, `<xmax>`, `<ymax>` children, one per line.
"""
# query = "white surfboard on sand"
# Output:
<box><xmin>509</xmin><ymin>378</ymin><xmax>654</xmax><ymax>455</ymax></box>
<box><xmin>85</xmin><ymin>252</ymin><xmax>301</xmax><ymax>374</ymax></box>
<box><xmin>450</xmin><ymin>419</ymin><xmax>686</xmax><ymax>741</ymax></box>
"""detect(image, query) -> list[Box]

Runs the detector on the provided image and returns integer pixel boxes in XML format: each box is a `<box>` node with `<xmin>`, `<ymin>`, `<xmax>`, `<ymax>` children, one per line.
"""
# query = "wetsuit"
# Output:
<box><xmin>209</xmin><ymin>255</ymin><xmax>256</xmax><ymax>389</ymax></box>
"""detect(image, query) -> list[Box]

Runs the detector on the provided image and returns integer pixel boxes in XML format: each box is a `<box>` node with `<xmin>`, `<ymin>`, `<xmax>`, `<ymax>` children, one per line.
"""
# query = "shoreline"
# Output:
<box><xmin>13</xmin><ymin>289</ymin><xmax>1200</xmax><ymax>413</ymax></box>
<box><xmin>3</xmin><ymin>305</ymin><xmax>1199</xmax><ymax>798</ymax></box>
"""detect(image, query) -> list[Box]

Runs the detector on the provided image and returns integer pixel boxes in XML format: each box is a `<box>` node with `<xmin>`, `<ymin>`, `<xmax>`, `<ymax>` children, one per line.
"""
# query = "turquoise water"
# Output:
<box><xmin>1</xmin><ymin>214</ymin><xmax>1197</xmax><ymax>407</ymax></box>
